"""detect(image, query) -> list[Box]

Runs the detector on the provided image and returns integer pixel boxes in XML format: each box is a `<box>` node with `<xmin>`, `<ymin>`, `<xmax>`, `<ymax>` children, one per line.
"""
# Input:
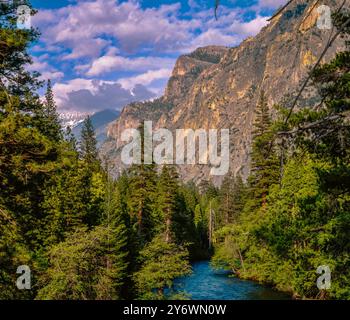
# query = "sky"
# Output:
<box><xmin>28</xmin><ymin>0</ymin><xmax>288</xmax><ymax>113</ymax></box>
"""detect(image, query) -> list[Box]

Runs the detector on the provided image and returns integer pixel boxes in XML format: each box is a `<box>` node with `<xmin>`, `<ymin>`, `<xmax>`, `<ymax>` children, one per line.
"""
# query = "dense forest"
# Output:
<box><xmin>0</xmin><ymin>2</ymin><xmax>349</xmax><ymax>300</ymax></box>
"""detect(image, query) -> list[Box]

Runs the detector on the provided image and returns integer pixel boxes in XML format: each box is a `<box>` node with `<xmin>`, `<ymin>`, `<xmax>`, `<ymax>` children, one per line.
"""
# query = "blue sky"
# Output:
<box><xmin>28</xmin><ymin>0</ymin><xmax>287</xmax><ymax>113</ymax></box>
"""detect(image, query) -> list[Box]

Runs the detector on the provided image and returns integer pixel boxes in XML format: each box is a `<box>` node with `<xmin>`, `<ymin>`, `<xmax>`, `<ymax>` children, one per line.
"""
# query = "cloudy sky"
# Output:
<box><xmin>29</xmin><ymin>0</ymin><xmax>287</xmax><ymax>113</ymax></box>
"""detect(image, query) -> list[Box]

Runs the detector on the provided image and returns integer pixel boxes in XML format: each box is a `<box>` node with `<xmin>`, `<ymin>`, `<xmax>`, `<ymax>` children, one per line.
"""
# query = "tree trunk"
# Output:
<box><xmin>237</xmin><ymin>248</ymin><xmax>246</xmax><ymax>273</ymax></box>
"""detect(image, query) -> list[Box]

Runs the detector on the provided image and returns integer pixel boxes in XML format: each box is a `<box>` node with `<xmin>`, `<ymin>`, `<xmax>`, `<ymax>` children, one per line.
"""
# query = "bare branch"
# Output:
<box><xmin>267</xmin><ymin>0</ymin><xmax>295</xmax><ymax>22</ymax></box>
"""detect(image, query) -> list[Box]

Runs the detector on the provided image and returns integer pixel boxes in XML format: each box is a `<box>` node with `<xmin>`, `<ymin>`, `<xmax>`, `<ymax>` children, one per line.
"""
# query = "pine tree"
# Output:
<box><xmin>37</xmin><ymin>223</ymin><xmax>128</xmax><ymax>300</ymax></box>
<box><xmin>127</xmin><ymin>162</ymin><xmax>157</xmax><ymax>245</ymax></box>
<box><xmin>65</xmin><ymin>126</ymin><xmax>78</xmax><ymax>153</ymax></box>
<box><xmin>158</xmin><ymin>165</ymin><xmax>180</xmax><ymax>243</ymax></box>
<box><xmin>80</xmin><ymin>116</ymin><xmax>99</xmax><ymax>167</ymax></box>
<box><xmin>77</xmin><ymin>116</ymin><xmax>104</xmax><ymax>227</ymax></box>
<box><xmin>0</xmin><ymin>1</ymin><xmax>41</xmax><ymax>100</ymax></box>
<box><xmin>41</xmin><ymin>161</ymin><xmax>89</xmax><ymax>244</ymax></box>
<box><xmin>252</xmin><ymin>90</ymin><xmax>271</xmax><ymax>136</ymax></box>
<box><xmin>248</xmin><ymin>91</ymin><xmax>279</xmax><ymax>207</ymax></box>
<box><xmin>0</xmin><ymin>206</ymin><xmax>31</xmax><ymax>299</ymax></box>
<box><xmin>218</xmin><ymin>173</ymin><xmax>235</xmax><ymax>226</ymax></box>
<box><xmin>198</xmin><ymin>179</ymin><xmax>218</xmax><ymax>198</ymax></box>
<box><xmin>0</xmin><ymin>2</ymin><xmax>61</xmax><ymax>251</ymax></box>
<box><xmin>42</xmin><ymin>79</ymin><xmax>62</xmax><ymax>141</ymax></box>
<box><xmin>127</xmin><ymin>123</ymin><xmax>158</xmax><ymax>245</ymax></box>
<box><xmin>232</xmin><ymin>175</ymin><xmax>246</xmax><ymax>220</ymax></box>
<box><xmin>133</xmin><ymin>235</ymin><xmax>191</xmax><ymax>299</ymax></box>
<box><xmin>219</xmin><ymin>173</ymin><xmax>245</xmax><ymax>226</ymax></box>
<box><xmin>97</xmin><ymin>173</ymin><xmax>129</xmax><ymax>299</ymax></box>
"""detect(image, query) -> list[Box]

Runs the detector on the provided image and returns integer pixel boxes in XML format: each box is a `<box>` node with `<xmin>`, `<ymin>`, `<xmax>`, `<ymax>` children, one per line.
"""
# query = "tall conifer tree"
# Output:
<box><xmin>249</xmin><ymin>91</ymin><xmax>279</xmax><ymax>207</ymax></box>
<box><xmin>158</xmin><ymin>165</ymin><xmax>180</xmax><ymax>242</ymax></box>
<box><xmin>80</xmin><ymin>116</ymin><xmax>99</xmax><ymax>167</ymax></box>
<box><xmin>42</xmin><ymin>79</ymin><xmax>62</xmax><ymax>141</ymax></box>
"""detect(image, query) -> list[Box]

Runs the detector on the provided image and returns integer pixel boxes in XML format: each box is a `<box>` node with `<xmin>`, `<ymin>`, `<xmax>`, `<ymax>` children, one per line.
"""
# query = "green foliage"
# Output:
<box><xmin>127</xmin><ymin>162</ymin><xmax>158</xmax><ymax>245</ymax></box>
<box><xmin>211</xmin><ymin>21</ymin><xmax>350</xmax><ymax>299</ymax></box>
<box><xmin>0</xmin><ymin>1</ymin><xmax>41</xmax><ymax>99</ymax></box>
<box><xmin>41</xmin><ymin>163</ymin><xmax>105</xmax><ymax>245</ymax></box>
<box><xmin>218</xmin><ymin>173</ymin><xmax>245</xmax><ymax>226</ymax></box>
<box><xmin>0</xmin><ymin>2</ymin><xmax>62</xmax><ymax>251</ymax></box>
<box><xmin>134</xmin><ymin>235</ymin><xmax>191</xmax><ymax>300</ymax></box>
<box><xmin>248</xmin><ymin>90</ymin><xmax>280</xmax><ymax>208</ymax></box>
<box><xmin>157</xmin><ymin>165</ymin><xmax>180</xmax><ymax>242</ymax></box>
<box><xmin>37</xmin><ymin>224</ymin><xmax>128</xmax><ymax>300</ymax></box>
<box><xmin>80</xmin><ymin>116</ymin><xmax>99</xmax><ymax>168</ymax></box>
<box><xmin>41</xmin><ymin>79</ymin><xmax>62</xmax><ymax>142</ymax></box>
<box><xmin>0</xmin><ymin>206</ymin><xmax>31</xmax><ymax>299</ymax></box>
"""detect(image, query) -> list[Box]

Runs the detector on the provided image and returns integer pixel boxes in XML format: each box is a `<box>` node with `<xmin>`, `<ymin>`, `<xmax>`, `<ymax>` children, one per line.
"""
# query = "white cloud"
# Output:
<box><xmin>26</xmin><ymin>56</ymin><xmax>64</xmax><ymax>81</ymax></box>
<box><xmin>118</xmin><ymin>68</ymin><xmax>173</xmax><ymax>90</ymax></box>
<box><xmin>40</xmin><ymin>71</ymin><xmax>65</xmax><ymax>81</ymax></box>
<box><xmin>186</xmin><ymin>29</ymin><xmax>238</xmax><ymax>52</ymax></box>
<box><xmin>33</xmin><ymin>0</ymin><xmax>197</xmax><ymax>59</ymax></box>
<box><xmin>230</xmin><ymin>16</ymin><xmax>269</xmax><ymax>36</ymax></box>
<box><xmin>85</xmin><ymin>55</ymin><xmax>175</xmax><ymax>76</ymax></box>
<box><xmin>32</xmin><ymin>0</ymin><xmax>275</xmax><ymax>63</ymax></box>
<box><xmin>53</xmin><ymin>79</ymin><xmax>156</xmax><ymax>112</ymax></box>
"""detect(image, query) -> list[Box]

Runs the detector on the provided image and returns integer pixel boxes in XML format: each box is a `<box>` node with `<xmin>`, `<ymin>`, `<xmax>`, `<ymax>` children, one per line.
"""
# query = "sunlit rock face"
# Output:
<box><xmin>101</xmin><ymin>0</ymin><xmax>346</xmax><ymax>185</ymax></box>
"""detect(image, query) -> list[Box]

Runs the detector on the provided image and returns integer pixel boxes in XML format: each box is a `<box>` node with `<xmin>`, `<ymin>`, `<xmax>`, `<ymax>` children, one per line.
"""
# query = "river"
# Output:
<box><xmin>173</xmin><ymin>261</ymin><xmax>291</xmax><ymax>300</ymax></box>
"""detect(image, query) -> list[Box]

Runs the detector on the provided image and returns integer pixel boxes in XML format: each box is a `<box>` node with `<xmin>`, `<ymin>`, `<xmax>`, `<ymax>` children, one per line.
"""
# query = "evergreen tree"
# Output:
<box><xmin>0</xmin><ymin>1</ymin><xmax>61</xmax><ymax>251</ymax></box>
<box><xmin>127</xmin><ymin>123</ymin><xmax>158</xmax><ymax>245</ymax></box>
<box><xmin>65</xmin><ymin>126</ymin><xmax>78</xmax><ymax>153</ymax></box>
<box><xmin>218</xmin><ymin>174</ymin><xmax>245</xmax><ymax>226</ymax></box>
<box><xmin>0</xmin><ymin>1</ymin><xmax>41</xmax><ymax>100</ymax></box>
<box><xmin>248</xmin><ymin>91</ymin><xmax>280</xmax><ymax>207</ymax></box>
<box><xmin>42</xmin><ymin>79</ymin><xmax>62</xmax><ymax>141</ymax></box>
<box><xmin>158</xmin><ymin>165</ymin><xmax>180</xmax><ymax>242</ymax></box>
<box><xmin>0</xmin><ymin>206</ymin><xmax>31</xmax><ymax>299</ymax></box>
<box><xmin>37</xmin><ymin>224</ymin><xmax>128</xmax><ymax>300</ymax></box>
<box><xmin>231</xmin><ymin>175</ymin><xmax>246</xmax><ymax>220</ymax></box>
<box><xmin>218</xmin><ymin>173</ymin><xmax>235</xmax><ymax>226</ymax></box>
<box><xmin>41</xmin><ymin>160</ymin><xmax>105</xmax><ymax>244</ymax></box>
<box><xmin>127</xmin><ymin>162</ymin><xmax>157</xmax><ymax>245</ymax></box>
<box><xmin>80</xmin><ymin>116</ymin><xmax>99</xmax><ymax>167</ymax></box>
<box><xmin>134</xmin><ymin>235</ymin><xmax>191</xmax><ymax>300</ymax></box>
<box><xmin>252</xmin><ymin>90</ymin><xmax>271</xmax><ymax>136</ymax></box>
<box><xmin>198</xmin><ymin>179</ymin><xmax>218</xmax><ymax>198</ymax></box>
<box><xmin>78</xmin><ymin>116</ymin><xmax>104</xmax><ymax>227</ymax></box>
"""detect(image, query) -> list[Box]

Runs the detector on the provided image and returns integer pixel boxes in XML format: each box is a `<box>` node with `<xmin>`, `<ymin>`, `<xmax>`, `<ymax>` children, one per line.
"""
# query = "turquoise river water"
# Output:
<box><xmin>173</xmin><ymin>260</ymin><xmax>291</xmax><ymax>300</ymax></box>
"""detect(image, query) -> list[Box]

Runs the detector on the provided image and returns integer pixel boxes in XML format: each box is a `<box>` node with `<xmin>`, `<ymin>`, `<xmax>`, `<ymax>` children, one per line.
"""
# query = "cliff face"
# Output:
<box><xmin>101</xmin><ymin>0</ymin><xmax>346</xmax><ymax>184</ymax></box>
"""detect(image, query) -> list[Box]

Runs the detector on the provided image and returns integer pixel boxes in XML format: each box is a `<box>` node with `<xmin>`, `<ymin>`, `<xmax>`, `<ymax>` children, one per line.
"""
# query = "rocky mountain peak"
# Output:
<box><xmin>101</xmin><ymin>0</ymin><xmax>347</xmax><ymax>184</ymax></box>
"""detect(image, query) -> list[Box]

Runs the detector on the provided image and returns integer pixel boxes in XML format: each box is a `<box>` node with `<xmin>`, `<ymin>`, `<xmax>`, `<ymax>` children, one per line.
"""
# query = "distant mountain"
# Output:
<box><xmin>59</xmin><ymin>111</ymin><xmax>91</xmax><ymax>129</ymax></box>
<box><xmin>72</xmin><ymin>109</ymin><xmax>120</xmax><ymax>146</ymax></box>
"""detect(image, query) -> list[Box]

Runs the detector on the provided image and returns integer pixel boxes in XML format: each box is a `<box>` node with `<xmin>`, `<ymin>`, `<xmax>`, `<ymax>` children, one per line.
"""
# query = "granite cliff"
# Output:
<box><xmin>100</xmin><ymin>0</ymin><xmax>347</xmax><ymax>184</ymax></box>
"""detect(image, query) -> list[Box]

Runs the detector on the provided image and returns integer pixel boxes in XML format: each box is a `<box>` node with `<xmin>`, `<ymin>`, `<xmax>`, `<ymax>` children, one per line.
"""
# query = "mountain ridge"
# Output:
<box><xmin>72</xmin><ymin>109</ymin><xmax>120</xmax><ymax>146</ymax></box>
<box><xmin>101</xmin><ymin>0</ymin><xmax>347</xmax><ymax>184</ymax></box>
